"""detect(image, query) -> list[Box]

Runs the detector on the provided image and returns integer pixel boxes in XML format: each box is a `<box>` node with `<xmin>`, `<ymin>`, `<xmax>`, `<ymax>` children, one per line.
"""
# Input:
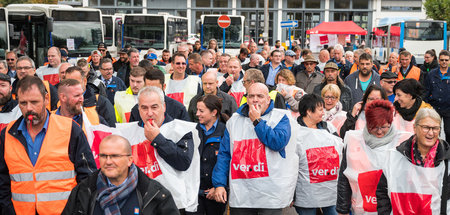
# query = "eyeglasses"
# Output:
<box><xmin>439</xmin><ymin>59</ymin><xmax>449</xmax><ymax>62</ymax></box>
<box><xmin>101</xmin><ymin>68</ymin><xmax>113</xmax><ymax>71</ymax></box>
<box><xmin>417</xmin><ymin>124</ymin><xmax>440</xmax><ymax>133</ymax></box>
<box><xmin>175</xmin><ymin>62</ymin><xmax>187</xmax><ymax>65</ymax></box>
<box><xmin>99</xmin><ymin>154</ymin><xmax>131</xmax><ymax>160</ymax></box>
<box><xmin>323</xmin><ymin>96</ymin><xmax>337</xmax><ymax>101</ymax></box>
<box><xmin>98</xmin><ymin>49</ymin><xmax>106</xmax><ymax>52</ymax></box>
<box><xmin>16</xmin><ymin>66</ymin><xmax>33</xmax><ymax>70</ymax></box>
<box><xmin>383</xmin><ymin>80</ymin><xmax>397</xmax><ymax>84</ymax></box>
<box><xmin>370</xmin><ymin>125</ymin><xmax>390</xmax><ymax>132</ymax></box>
<box><xmin>6</xmin><ymin>59</ymin><xmax>15</xmax><ymax>61</ymax></box>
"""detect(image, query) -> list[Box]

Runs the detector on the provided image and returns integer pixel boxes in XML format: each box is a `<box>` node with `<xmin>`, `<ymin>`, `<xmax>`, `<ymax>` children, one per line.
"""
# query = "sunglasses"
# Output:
<box><xmin>383</xmin><ymin>80</ymin><xmax>397</xmax><ymax>84</ymax></box>
<box><xmin>175</xmin><ymin>62</ymin><xmax>187</xmax><ymax>65</ymax></box>
<box><xmin>439</xmin><ymin>59</ymin><xmax>449</xmax><ymax>62</ymax></box>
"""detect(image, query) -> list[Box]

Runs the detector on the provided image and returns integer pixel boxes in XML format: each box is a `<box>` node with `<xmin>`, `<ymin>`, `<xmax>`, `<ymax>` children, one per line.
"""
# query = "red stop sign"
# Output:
<box><xmin>218</xmin><ymin>15</ymin><xmax>231</xmax><ymax>28</ymax></box>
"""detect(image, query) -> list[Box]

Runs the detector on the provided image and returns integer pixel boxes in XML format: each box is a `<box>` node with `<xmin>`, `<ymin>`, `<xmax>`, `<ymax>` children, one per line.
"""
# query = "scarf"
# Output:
<box><xmin>96</xmin><ymin>164</ymin><xmax>138</xmax><ymax>215</ymax></box>
<box><xmin>363</xmin><ymin>125</ymin><xmax>397</xmax><ymax>149</ymax></box>
<box><xmin>411</xmin><ymin>136</ymin><xmax>439</xmax><ymax>167</ymax></box>
<box><xmin>394</xmin><ymin>97</ymin><xmax>422</xmax><ymax>121</ymax></box>
<box><xmin>323</xmin><ymin>101</ymin><xmax>343</xmax><ymax>122</ymax></box>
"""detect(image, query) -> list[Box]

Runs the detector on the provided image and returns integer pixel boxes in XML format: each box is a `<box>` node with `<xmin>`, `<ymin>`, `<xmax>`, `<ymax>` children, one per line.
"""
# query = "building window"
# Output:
<box><xmin>117</xmin><ymin>0</ymin><xmax>131</xmax><ymax>6</ymax></box>
<box><xmin>287</xmin><ymin>0</ymin><xmax>302</xmax><ymax>8</ymax></box>
<box><xmin>241</xmin><ymin>1</ymin><xmax>256</xmax><ymax>8</ymax></box>
<box><xmin>89</xmin><ymin>0</ymin><xmax>97</xmax><ymax>6</ymax></box>
<box><xmin>381</xmin><ymin>6</ymin><xmax>421</xmax><ymax>11</ymax></box>
<box><xmin>213</xmin><ymin>0</ymin><xmax>228</xmax><ymax>7</ymax></box>
<box><xmin>100</xmin><ymin>0</ymin><xmax>113</xmax><ymax>6</ymax></box>
<box><xmin>196</xmin><ymin>0</ymin><xmax>211</xmax><ymax>7</ymax></box>
<box><xmin>134</xmin><ymin>0</ymin><xmax>142</xmax><ymax>6</ymax></box>
<box><xmin>334</xmin><ymin>0</ymin><xmax>350</xmax><ymax>9</ymax></box>
<box><xmin>353</xmin><ymin>0</ymin><xmax>369</xmax><ymax>9</ymax></box>
<box><xmin>305</xmin><ymin>0</ymin><xmax>320</xmax><ymax>8</ymax></box>
<box><xmin>258</xmin><ymin>0</ymin><xmax>274</xmax><ymax>8</ymax></box>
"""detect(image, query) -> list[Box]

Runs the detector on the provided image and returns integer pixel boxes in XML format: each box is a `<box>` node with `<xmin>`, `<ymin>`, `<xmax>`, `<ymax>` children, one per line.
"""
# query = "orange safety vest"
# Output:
<box><xmin>350</xmin><ymin>63</ymin><xmax>358</xmax><ymax>74</ymax></box>
<box><xmin>378</xmin><ymin>64</ymin><xmax>397</xmax><ymax>75</ymax></box>
<box><xmin>4</xmin><ymin>114</ymin><xmax>76</xmax><ymax>215</ymax></box>
<box><xmin>395</xmin><ymin>65</ymin><xmax>421</xmax><ymax>81</ymax></box>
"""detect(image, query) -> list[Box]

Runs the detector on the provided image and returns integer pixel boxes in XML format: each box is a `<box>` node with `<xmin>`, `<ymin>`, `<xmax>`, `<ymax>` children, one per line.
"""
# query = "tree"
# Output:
<box><xmin>424</xmin><ymin>0</ymin><xmax>450</xmax><ymax>28</ymax></box>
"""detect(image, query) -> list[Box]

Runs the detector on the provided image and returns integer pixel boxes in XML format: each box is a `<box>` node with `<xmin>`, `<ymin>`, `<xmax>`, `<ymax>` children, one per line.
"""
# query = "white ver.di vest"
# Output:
<box><xmin>229</xmin><ymin>78</ymin><xmax>246</xmax><ymax>105</ymax></box>
<box><xmin>294</xmin><ymin>126</ymin><xmax>344</xmax><ymax>208</ymax></box>
<box><xmin>227</xmin><ymin>109</ymin><xmax>299</xmax><ymax>208</ymax></box>
<box><xmin>164</xmin><ymin>74</ymin><xmax>201</xmax><ymax>109</ymax></box>
<box><xmin>343</xmin><ymin>129</ymin><xmax>412</xmax><ymax>215</ymax></box>
<box><xmin>0</xmin><ymin>105</ymin><xmax>22</xmax><ymax>131</ymax></box>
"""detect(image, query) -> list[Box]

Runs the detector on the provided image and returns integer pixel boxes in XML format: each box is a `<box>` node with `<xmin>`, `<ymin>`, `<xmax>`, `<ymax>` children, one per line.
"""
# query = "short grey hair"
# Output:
<box><xmin>354</xmin><ymin>49</ymin><xmax>365</xmax><ymax>58</ymax></box>
<box><xmin>137</xmin><ymin>86</ymin><xmax>165</xmax><ymax>105</ymax></box>
<box><xmin>0</xmin><ymin>60</ymin><xmax>6</xmax><ymax>69</ymax></box>
<box><xmin>334</xmin><ymin>44</ymin><xmax>344</xmax><ymax>53</ymax></box>
<box><xmin>17</xmin><ymin>56</ymin><xmax>36</xmax><ymax>69</ymax></box>
<box><xmin>344</xmin><ymin>51</ymin><xmax>353</xmax><ymax>58</ymax></box>
<box><xmin>415</xmin><ymin>108</ymin><xmax>441</xmax><ymax>127</ymax></box>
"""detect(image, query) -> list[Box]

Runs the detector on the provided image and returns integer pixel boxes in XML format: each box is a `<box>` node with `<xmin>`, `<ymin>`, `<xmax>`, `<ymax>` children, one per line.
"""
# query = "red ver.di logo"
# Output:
<box><xmin>132</xmin><ymin>140</ymin><xmax>163</xmax><ymax>179</ymax></box>
<box><xmin>306</xmin><ymin>146</ymin><xmax>339</xmax><ymax>183</ymax></box>
<box><xmin>391</xmin><ymin>192</ymin><xmax>432</xmax><ymax>215</ymax></box>
<box><xmin>358</xmin><ymin>170</ymin><xmax>383</xmax><ymax>212</ymax></box>
<box><xmin>231</xmin><ymin>139</ymin><xmax>269</xmax><ymax>179</ymax></box>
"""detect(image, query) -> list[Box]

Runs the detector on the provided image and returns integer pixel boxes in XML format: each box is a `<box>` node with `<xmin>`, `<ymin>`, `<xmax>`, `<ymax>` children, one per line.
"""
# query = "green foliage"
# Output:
<box><xmin>424</xmin><ymin>0</ymin><xmax>450</xmax><ymax>27</ymax></box>
<box><xmin>0</xmin><ymin>0</ymin><xmax>57</xmax><ymax>6</ymax></box>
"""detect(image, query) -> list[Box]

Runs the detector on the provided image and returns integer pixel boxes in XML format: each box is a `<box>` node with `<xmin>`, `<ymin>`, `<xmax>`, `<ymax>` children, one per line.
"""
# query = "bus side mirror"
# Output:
<box><xmin>47</xmin><ymin>17</ymin><xmax>53</xmax><ymax>32</ymax></box>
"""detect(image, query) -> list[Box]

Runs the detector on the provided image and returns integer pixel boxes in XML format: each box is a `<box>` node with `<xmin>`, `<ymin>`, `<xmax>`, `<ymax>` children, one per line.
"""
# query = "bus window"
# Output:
<box><xmin>405</xmin><ymin>21</ymin><xmax>444</xmax><ymax>41</ymax></box>
<box><xmin>123</xmin><ymin>15</ymin><xmax>164</xmax><ymax>50</ymax></box>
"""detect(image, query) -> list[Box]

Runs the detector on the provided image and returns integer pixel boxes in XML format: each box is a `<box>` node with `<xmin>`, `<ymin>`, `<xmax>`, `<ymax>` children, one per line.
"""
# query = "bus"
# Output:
<box><xmin>6</xmin><ymin>4</ymin><xmax>103</xmax><ymax>66</ymax></box>
<box><xmin>122</xmin><ymin>13</ymin><xmax>188</xmax><ymax>57</ymax></box>
<box><xmin>0</xmin><ymin>8</ymin><xmax>9</xmax><ymax>60</ymax></box>
<box><xmin>371</xmin><ymin>19</ymin><xmax>447</xmax><ymax>65</ymax></box>
<box><xmin>200</xmin><ymin>14</ymin><xmax>245</xmax><ymax>55</ymax></box>
<box><xmin>102</xmin><ymin>14</ymin><xmax>123</xmax><ymax>57</ymax></box>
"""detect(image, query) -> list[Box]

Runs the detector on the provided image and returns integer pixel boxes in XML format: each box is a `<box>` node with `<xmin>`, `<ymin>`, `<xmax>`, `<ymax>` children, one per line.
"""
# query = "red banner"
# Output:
<box><xmin>231</xmin><ymin>139</ymin><xmax>269</xmax><ymax>179</ymax></box>
<box><xmin>391</xmin><ymin>192</ymin><xmax>432</xmax><ymax>215</ymax></box>
<box><xmin>358</xmin><ymin>170</ymin><xmax>383</xmax><ymax>212</ymax></box>
<box><xmin>43</xmin><ymin>74</ymin><xmax>60</xmax><ymax>85</ymax></box>
<box><xmin>319</xmin><ymin>35</ymin><xmax>329</xmax><ymax>45</ymax></box>
<box><xmin>306</xmin><ymin>146</ymin><xmax>339</xmax><ymax>183</ymax></box>
<box><xmin>91</xmin><ymin>130</ymin><xmax>113</xmax><ymax>168</ymax></box>
<box><xmin>167</xmin><ymin>92</ymin><xmax>184</xmax><ymax>105</ymax></box>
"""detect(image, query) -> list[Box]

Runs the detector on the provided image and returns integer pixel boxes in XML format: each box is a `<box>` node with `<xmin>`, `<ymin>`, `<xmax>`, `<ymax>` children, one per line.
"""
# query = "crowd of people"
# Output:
<box><xmin>0</xmin><ymin>39</ymin><xmax>449</xmax><ymax>215</ymax></box>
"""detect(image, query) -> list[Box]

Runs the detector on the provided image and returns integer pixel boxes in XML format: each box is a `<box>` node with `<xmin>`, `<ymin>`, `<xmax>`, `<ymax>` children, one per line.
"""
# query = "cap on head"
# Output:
<box><xmin>146</xmin><ymin>53</ymin><xmax>158</xmax><ymax>60</ymax></box>
<box><xmin>285</xmin><ymin>50</ymin><xmax>296</xmax><ymax>57</ymax></box>
<box><xmin>324</xmin><ymin>62</ymin><xmax>338</xmax><ymax>70</ymax></box>
<box><xmin>380</xmin><ymin>71</ymin><xmax>397</xmax><ymax>80</ymax></box>
<box><xmin>302</xmin><ymin>55</ymin><xmax>318</xmax><ymax>64</ymax></box>
<box><xmin>97</xmin><ymin>42</ymin><xmax>106</xmax><ymax>49</ymax></box>
<box><xmin>118</xmin><ymin>48</ymin><xmax>128</xmax><ymax>54</ymax></box>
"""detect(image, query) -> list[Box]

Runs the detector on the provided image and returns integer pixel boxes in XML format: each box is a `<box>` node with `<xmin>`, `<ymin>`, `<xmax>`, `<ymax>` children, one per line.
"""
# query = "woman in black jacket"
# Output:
<box><xmin>420</xmin><ymin>49</ymin><xmax>439</xmax><ymax>77</ymax></box>
<box><xmin>376</xmin><ymin>108</ymin><xmax>450</xmax><ymax>214</ymax></box>
<box><xmin>190</xmin><ymin>95</ymin><xmax>229</xmax><ymax>215</ymax></box>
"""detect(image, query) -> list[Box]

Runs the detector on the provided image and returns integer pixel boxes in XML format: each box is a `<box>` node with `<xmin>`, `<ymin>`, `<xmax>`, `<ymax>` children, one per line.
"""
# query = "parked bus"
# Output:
<box><xmin>6</xmin><ymin>4</ymin><xmax>103</xmax><ymax>66</ymax></box>
<box><xmin>122</xmin><ymin>13</ymin><xmax>188</xmax><ymax>57</ymax></box>
<box><xmin>200</xmin><ymin>14</ymin><xmax>245</xmax><ymax>55</ymax></box>
<box><xmin>0</xmin><ymin>8</ymin><xmax>9</xmax><ymax>60</ymax></box>
<box><xmin>102</xmin><ymin>14</ymin><xmax>123</xmax><ymax>57</ymax></box>
<box><xmin>371</xmin><ymin>19</ymin><xmax>447</xmax><ymax>65</ymax></box>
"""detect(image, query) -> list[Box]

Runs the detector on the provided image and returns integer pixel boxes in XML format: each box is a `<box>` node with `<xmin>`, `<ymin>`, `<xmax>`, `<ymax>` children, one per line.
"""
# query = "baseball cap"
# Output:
<box><xmin>118</xmin><ymin>48</ymin><xmax>127</xmax><ymax>54</ymax></box>
<box><xmin>97</xmin><ymin>42</ymin><xmax>106</xmax><ymax>49</ymax></box>
<box><xmin>146</xmin><ymin>53</ymin><xmax>158</xmax><ymax>60</ymax></box>
<box><xmin>380</xmin><ymin>71</ymin><xmax>398</xmax><ymax>80</ymax></box>
<box><xmin>285</xmin><ymin>50</ymin><xmax>296</xmax><ymax>57</ymax></box>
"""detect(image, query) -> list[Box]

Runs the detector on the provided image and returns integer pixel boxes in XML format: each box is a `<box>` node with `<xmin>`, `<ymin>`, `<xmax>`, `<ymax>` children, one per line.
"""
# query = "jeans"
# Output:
<box><xmin>294</xmin><ymin>205</ymin><xmax>337</xmax><ymax>215</ymax></box>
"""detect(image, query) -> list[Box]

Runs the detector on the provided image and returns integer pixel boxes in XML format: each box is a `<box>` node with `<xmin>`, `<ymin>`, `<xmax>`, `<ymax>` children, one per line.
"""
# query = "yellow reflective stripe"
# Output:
<box><xmin>269</xmin><ymin>91</ymin><xmax>278</xmax><ymax>101</ymax></box>
<box><xmin>12</xmin><ymin>193</ymin><xmax>35</xmax><ymax>202</ymax></box>
<box><xmin>37</xmin><ymin>191</ymin><xmax>71</xmax><ymax>202</ymax></box>
<box><xmin>10</xmin><ymin>173</ymin><xmax>33</xmax><ymax>182</ymax></box>
<box><xmin>35</xmin><ymin>170</ymin><xmax>76</xmax><ymax>181</ymax></box>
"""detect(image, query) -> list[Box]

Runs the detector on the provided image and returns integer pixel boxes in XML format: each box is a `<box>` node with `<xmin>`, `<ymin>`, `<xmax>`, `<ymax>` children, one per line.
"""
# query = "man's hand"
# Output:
<box><xmin>341</xmin><ymin>57</ymin><xmax>346</xmax><ymax>65</ymax></box>
<box><xmin>205</xmin><ymin>188</ymin><xmax>215</xmax><ymax>200</ymax></box>
<box><xmin>214</xmin><ymin>187</ymin><xmax>227</xmax><ymax>203</ymax></box>
<box><xmin>225</xmin><ymin>75</ymin><xmax>234</xmax><ymax>86</ymax></box>
<box><xmin>249</xmin><ymin>104</ymin><xmax>261</xmax><ymax>122</ymax></box>
<box><xmin>351</xmin><ymin>101</ymin><xmax>363</xmax><ymax>117</ymax></box>
<box><xmin>144</xmin><ymin>119</ymin><xmax>160</xmax><ymax>142</ymax></box>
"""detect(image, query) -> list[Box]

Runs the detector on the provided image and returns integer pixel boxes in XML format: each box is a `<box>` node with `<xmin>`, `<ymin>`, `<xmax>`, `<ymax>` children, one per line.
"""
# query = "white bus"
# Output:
<box><xmin>200</xmin><ymin>14</ymin><xmax>245</xmax><ymax>55</ymax></box>
<box><xmin>102</xmin><ymin>14</ymin><xmax>123</xmax><ymax>57</ymax></box>
<box><xmin>6</xmin><ymin>4</ymin><xmax>103</xmax><ymax>66</ymax></box>
<box><xmin>0</xmin><ymin>8</ymin><xmax>9</xmax><ymax>60</ymax></box>
<box><xmin>371</xmin><ymin>19</ymin><xmax>447</xmax><ymax>64</ymax></box>
<box><xmin>122</xmin><ymin>13</ymin><xmax>188</xmax><ymax>57</ymax></box>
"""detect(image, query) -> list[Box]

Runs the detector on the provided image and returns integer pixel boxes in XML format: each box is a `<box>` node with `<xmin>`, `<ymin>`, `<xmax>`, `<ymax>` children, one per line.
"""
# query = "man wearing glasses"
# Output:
<box><xmin>62</xmin><ymin>135</ymin><xmax>179</xmax><ymax>214</ymax></box>
<box><xmin>424</xmin><ymin>50</ymin><xmax>450</xmax><ymax>142</ymax></box>
<box><xmin>5</xmin><ymin>51</ymin><xmax>17</xmax><ymax>79</ymax></box>
<box><xmin>165</xmin><ymin>53</ymin><xmax>201</xmax><ymax>109</ymax></box>
<box><xmin>380</xmin><ymin>71</ymin><xmax>398</xmax><ymax>103</ymax></box>
<box><xmin>295</xmin><ymin>55</ymin><xmax>324</xmax><ymax>94</ymax></box>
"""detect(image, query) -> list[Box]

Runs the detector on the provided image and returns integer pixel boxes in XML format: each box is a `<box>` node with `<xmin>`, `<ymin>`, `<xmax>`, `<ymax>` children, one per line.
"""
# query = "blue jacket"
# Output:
<box><xmin>98</xmin><ymin>76</ymin><xmax>127</xmax><ymax>105</ymax></box>
<box><xmin>424</xmin><ymin>68</ymin><xmax>450</xmax><ymax>117</ymax></box>
<box><xmin>212</xmin><ymin>101</ymin><xmax>291</xmax><ymax>188</ymax></box>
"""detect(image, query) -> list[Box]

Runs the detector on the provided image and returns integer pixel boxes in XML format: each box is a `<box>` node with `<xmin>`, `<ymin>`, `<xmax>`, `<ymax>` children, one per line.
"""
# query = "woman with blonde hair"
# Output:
<box><xmin>321</xmin><ymin>84</ymin><xmax>347</xmax><ymax>136</ymax></box>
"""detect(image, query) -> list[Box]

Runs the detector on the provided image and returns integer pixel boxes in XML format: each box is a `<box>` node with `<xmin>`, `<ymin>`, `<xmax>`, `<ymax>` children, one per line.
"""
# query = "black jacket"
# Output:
<box><xmin>218</xmin><ymin>71</ymin><xmax>244</xmax><ymax>93</ymax></box>
<box><xmin>84</xmin><ymin>85</ymin><xmax>117</xmax><ymax>127</ymax></box>
<box><xmin>62</xmin><ymin>168</ymin><xmax>180</xmax><ymax>215</ymax></box>
<box><xmin>0</xmin><ymin>113</ymin><xmax>97</xmax><ymax>214</ymax></box>
<box><xmin>188</xmin><ymin>90</ymin><xmax>238</xmax><ymax>122</ymax></box>
<box><xmin>196</xmin><ymin>121</ymin><xmax>226</xmax><ymax>192</ymax></box>
<box><xmin>376</xmin><ymin>136</ymin><xmax>450</xmax><ymax>214</ymax></box>
<box><xmin>0</xmin><ymin>97</ymin><xmax>17</xmax><ymax>113</ymax></box>
<box><xmin>117</xmin><ymin>65</ymin><xmax>131</xmax><ymax>88</ymax></box>
<box><xmin>129</xmin><ymin>95</ymin><xmax>190</xmax><ymax>122</ymax></box>
<box><xmin>313</xmin><ymin>81</ymin><xmax>353</xmax><ymax>112</ymax></box>
<box><xmin>336</xmin><ymin>144</ymin><xmax>352</xmax><ymax>214</ymax></box>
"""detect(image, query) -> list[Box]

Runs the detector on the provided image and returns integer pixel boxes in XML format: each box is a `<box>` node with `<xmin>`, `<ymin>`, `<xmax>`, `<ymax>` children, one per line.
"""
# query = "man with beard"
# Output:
<box><xmin>113</xmin><ymin>48</ymin><xmax>129</xmax><ymax>72</ymax></box>
<box><xmin>344</xmin><ymin>53</ymin><xmax>380</xmax><ymax>106</ymax></box>
<box><xmin>117</xmin><ymin>48</ymin><xmax>140</xmax><ymax>87</ymax></box>
<box><xmin>56</xmin><ymin>79</ymin><xmax>108</xmax><ymax>128</ymax></box>
<box><xmin>0</xmin><ymin>76</ymin><xmax>96</xmax><ymax>214</ymax></box>
<box><xmin>0</xmin><ymin>73</ymin><xmax>21</xmax><ymax>131</ymax></box>
<box><xmin>161</xmin><ymin>49</ymin><xmax>172</xmax><ymax>64</ymax></box>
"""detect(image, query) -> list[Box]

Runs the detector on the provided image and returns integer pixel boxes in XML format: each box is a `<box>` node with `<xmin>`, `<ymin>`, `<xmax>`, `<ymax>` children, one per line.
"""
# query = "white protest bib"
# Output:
<box><xmin>0</xmin><ymin>105</ymin><xmax>22</xmax><ymax>131</ymax></box>
<box><xmin>114</xmin><ymin>91</ymin><xmax>137</xmax><ymax>123</ymax></box>
<box><xmin>165</xmin><ymin>74</ymin><xmax>201</xmax><ymax>109</ymax></box>
<box><xmin>294</xmin><ymin>127</ymin><xmax>344</xmax><ymax>208</ymax></box>
<box><xmin>229</xmin><ymin>79</ymin><xmax>245</xmax><ymax>106</ymax></box>
<box><xmin>36</xmin><ymin>66</ymin><xmax>60</xmax><ymax>85</ymax></box>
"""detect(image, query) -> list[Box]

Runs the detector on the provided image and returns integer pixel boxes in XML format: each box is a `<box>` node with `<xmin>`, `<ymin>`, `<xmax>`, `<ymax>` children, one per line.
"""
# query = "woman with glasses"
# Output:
<box><xmin>339</xmin><ymin>85</ymin><xmax>388</xmax><ymax>138</ymax></box>
<box><xmin>376</xmin><ymin>108</ymin><xmax>449</xmax><ymax>214</ymax></box>
<box><xmin>275</xmin><ymin>69</ymin><xmax>306</xmax><ymax>116</ymax></box>
<box><xmin>392</xmin><ymin>78</ymin><xmax>432</xmax><ymax>133</ymax></box>
<box><xmin>336</xmin><ymin>100</ymin><xmax>413</xmax><ymax>215</ymax></box>
<box><xmin>294</xmin><ymin>94</ymin><xmax>342</xmax><ymax>215</ymax></box>
<box><xmin>190</xmin><ymin>95</ymin><xmax>228</xmax><ymax>215</ymax></box>
<box><xmin>321</xmin><ymin>84</ymin><xmax>347</xmax><ymax>136</ymax></box>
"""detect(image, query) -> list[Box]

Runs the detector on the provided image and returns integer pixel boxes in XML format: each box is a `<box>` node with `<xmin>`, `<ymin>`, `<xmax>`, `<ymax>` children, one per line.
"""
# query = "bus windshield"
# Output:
<box><xmin>404</xmin><ymin>21</ymin><xmax>444</xmax><ymax>41</ymax></box>
<box><xmin>52</xmin><ymin>11</ymin><xmax>103</xmax><ymax>57</ymax></box>
<box><xmin>0</xmin><ymin>9</ymin><xmax>7</xmax><ymax>58</ymax></box>
<box><xmin>123</xmin><ymin>16</ymin><xmax>165</xmax><ymax>50</ymax></box>
<box><xmin>103</xmin><ymin>16</ymin><xmax>113</xmax><ymax>46</ymax></box>
<box><xmin>203</xmin><ymin>17</ymin><xmax>242</xmax><ymax>49</ymax></box>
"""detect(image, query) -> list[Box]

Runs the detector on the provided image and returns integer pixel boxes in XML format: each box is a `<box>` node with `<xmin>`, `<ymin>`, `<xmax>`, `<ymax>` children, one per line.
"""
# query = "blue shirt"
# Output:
<box><xmin>55</xmin><ymin>107</ymin><xmax>82</xmax><ymax>127</ymax></box>
<box><xmin>17</xmin><ymin>112</ymin><xmax>50</xmax><ymax>166</ymax></box>
<box><xmin>388</xmin><ymin>94</ymin><xmax>396</xmax><ymax>103</ymax></box>
<box><xmin>266</xmin><ymin>63</ymin><xmax>282</xmax><ymax>86</ymax></box>
<box><xmin>360</xmin><ymin>74</ymin><xmax>372</xmax><ymax>92</ymax></box>
<box><xmin>199</xmin><ymin>118</ymin><xmax>219</xmax><ymax>137</ymax></box>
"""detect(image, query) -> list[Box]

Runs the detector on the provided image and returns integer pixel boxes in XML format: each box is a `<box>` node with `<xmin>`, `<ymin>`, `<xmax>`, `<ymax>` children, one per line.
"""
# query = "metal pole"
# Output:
<box><xmin>264</xmin><ymin>0</ymin><xmax>269</xmax><ymax>43</ymax></box>
<box><xmin>288</xmin><ymin>27</ymin><xmax>292</xmax><ymax>50</ymax></box>
<box><xmin>223</xmin><ymin>28</ymin><xmax>226</xmax><ymax>53</ymax></box>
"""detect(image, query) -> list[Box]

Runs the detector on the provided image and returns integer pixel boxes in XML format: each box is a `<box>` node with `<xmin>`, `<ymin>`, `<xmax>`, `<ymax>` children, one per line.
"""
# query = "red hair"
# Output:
<box><xmin>364</xmin><ymin>100</ymin><xmax>394</xmax><ymax>129</ymax></box>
